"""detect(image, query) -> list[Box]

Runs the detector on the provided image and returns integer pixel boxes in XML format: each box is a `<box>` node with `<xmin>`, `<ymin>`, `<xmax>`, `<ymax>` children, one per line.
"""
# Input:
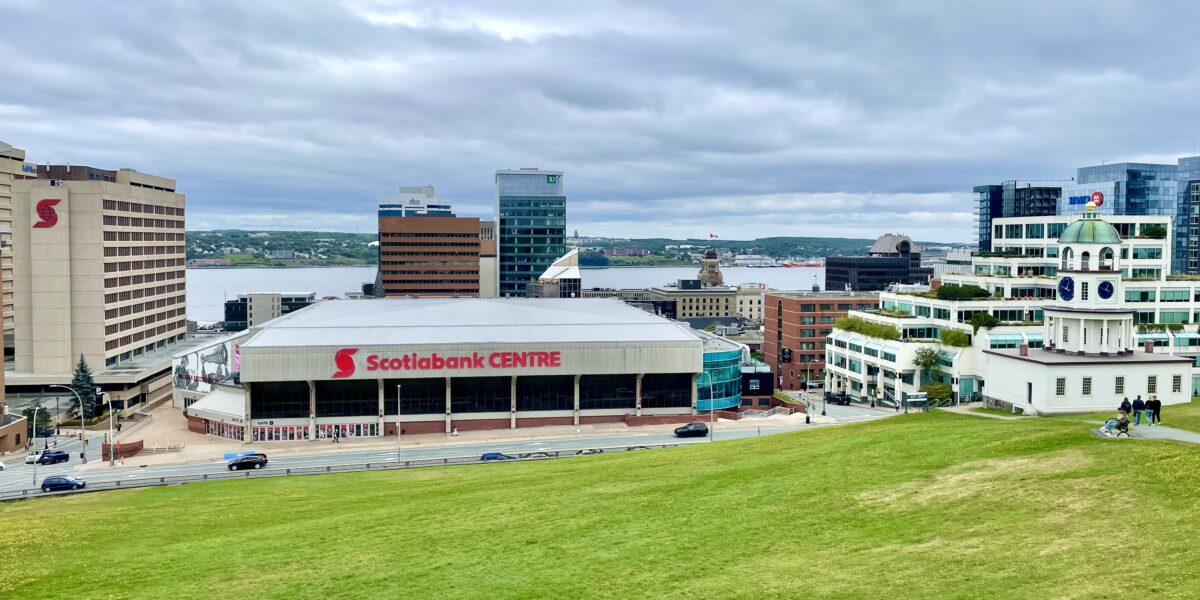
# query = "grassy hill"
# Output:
<box><xmin>3</xmin><ymin>411</ymin><xmax>1199</xmax><ymax>598</ymax></box>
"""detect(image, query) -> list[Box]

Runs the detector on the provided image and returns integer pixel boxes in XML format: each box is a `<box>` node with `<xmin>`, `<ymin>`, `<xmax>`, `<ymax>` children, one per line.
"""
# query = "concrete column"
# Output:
<box><xmin>510</xmin><ymin>375</ymin><xmax>517</xmax><ymax>429</ymax></box>
<box><xmin>635</xmin><ymin>373</ymin><xmax>644</xmax><ymax>416</ymax></box>
<box><xmin>445</xmin><ymin>377</ymin><xmax>452</xmax><ymax>434</ymax></box>
<box><xmin>307</xmin><ymin>380</ymin><xmax>316</xmax><ymax>440</ymax></box>
<box><xmin>1101</xmin><ymin>318</ymin><xmax>1109</xmax><ymax>355</ymax></box>
<box><xmin>690</xmin><ymin>373</ymin><xmax>699</xmax><ymax>416</ymax></box>
<box><xmin>377</xmin><ymin>379</ymin><xmax>385</xmax><ymax>436</ymax></box>
<box><xmin>573</xmin><ymin>374</ymin><xmax>581</xmax><ymax>425</ymax></box>
<box><xmin>243</xmin><ymin>383</ymin><xmax>253</xmax><ymax>442</ymax></box>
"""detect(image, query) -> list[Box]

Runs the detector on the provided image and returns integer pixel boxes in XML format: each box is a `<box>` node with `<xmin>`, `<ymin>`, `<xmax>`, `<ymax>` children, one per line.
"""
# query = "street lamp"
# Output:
<box><xmin>403</xmin><ymin>384</ymin><xmax>408</xmax><ymax>463</ymax></box>
<box><xmin>698</xmin><ymin>371</ymin><xmax>716</xmax><ymax>441</ymax></box>
<box><xmin>30</xmin><ymin>401</ymin><xmax>44</xmax><ymax>486</ymax></box>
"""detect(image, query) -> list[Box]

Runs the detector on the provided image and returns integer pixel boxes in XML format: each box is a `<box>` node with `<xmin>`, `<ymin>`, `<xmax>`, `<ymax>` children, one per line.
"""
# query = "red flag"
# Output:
<box><xmin>709</xmin><ymin>233</ymin><xmax>718</xmax><ymax>239</ymax></box>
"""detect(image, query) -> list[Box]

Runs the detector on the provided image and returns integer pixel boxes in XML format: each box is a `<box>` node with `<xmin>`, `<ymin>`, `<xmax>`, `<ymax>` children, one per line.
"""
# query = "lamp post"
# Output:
<box><xmin>403</xmin><ymin>384</ymin><xmax>408</xmax><ymax>463</ymax></box>
<box><xmin>30</xmin><ymin>401</ymin><xmax>44</xmax><ymax>487</ymax></box>
<box><xmin>48</xmin><ymin>384</ymin><xmax>84</xmax><ymax>452</ymax></box>
<box><xmin>698</xmin><ymin>371</ymin><xmax>716</xmax><ymax>441</ymax></box>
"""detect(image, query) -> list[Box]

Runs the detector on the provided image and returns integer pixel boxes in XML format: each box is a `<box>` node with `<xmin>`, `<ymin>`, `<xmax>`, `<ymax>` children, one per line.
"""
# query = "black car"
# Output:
<box><xmin>227</xmin><ymin>453</ymin><xmax>268</xmax><ymax>471</ymax></box>
<box><xmin>826</xmin><ymin>393</ymin><xmax>852</xmax><ymax>406</ymax></box>
<box><xmin>36</xmin><ymin>450</ymin><xmax>70</xmax><ymax>465</ymax></box>
<box><xmin>674</xmin><ymin>422</ymin><xmax>710</xmax><ymax>438</ymax></box>
<box><xmin>41</xmin><ymin>475</ymin><xmax>86</xmax><ymax>492</ymax></box>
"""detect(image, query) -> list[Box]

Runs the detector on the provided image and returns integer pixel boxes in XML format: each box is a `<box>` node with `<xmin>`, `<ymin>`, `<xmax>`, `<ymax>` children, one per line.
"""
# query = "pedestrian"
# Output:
<box><xmin>1132</xmin><ymin>396</ymin><xmax>1146</xmax><ymax>426</ymax></box>
<box><xmin>1149</xmin><ymin>395</ymin><xmax>1162</xmax><ymax>425</ymax></box>
<box><xmin>1120</xmin><ymin>397</ymin><xmax>1132</xmax><ymax>416</ymax></box>
<box><xmin>451</xmin><ymin>425</ymin><xmax>459</xmax><ymax>437</ymax></box>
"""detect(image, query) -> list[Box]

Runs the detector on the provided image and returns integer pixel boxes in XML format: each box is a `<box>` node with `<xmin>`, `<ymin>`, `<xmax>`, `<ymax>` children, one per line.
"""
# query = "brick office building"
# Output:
<box><xmin>763</xmin><ymin>292</ymin><xmax>878</xmax><ymax>391</ymax></box>
<box><xmin>377</xmin><ymin>187</ymin><xmax>482</xmax><ymax>297</ymax></box>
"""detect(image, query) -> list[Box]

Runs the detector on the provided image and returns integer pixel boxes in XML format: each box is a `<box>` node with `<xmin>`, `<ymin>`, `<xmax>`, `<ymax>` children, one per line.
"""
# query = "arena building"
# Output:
<box><xmin>174</xmin><ymin>298</ymin><xmax>744</xmax><ymax>442</ymax></box>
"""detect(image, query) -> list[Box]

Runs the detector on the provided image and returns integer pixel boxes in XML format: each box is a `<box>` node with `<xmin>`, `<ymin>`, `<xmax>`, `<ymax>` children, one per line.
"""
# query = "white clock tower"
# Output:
<box><xmin>1045</xmin><ymin>202</ymin><xmax>1134</xmax><ymax>356</ymax></box>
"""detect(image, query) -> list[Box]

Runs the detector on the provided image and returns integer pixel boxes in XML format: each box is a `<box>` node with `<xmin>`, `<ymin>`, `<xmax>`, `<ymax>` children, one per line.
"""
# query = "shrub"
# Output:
<box><xmin>1140</xmin><ymin>224</ymin><xmax>1167</xmax><ymax>239</ymax></box>
<box><xmin>939</xmin><ymin>330</ymin><xmax>971</xmax><ymax>347</ymax></box>
<box><xmin>920</xmin><ymin>382</ymin><xmax>953</xmax><ymax>407</ymax></box>
<box><xmin>970</xmin><ymin>312</ymin><xmax>1001</xmax><ymax>333</ymax></box>
<box><xmin>936</xmin><ymin>284</ymin><xmax>991</xmax><ymax>301</ymax></box>
<box><xmin>833</xmin><ymin>316</ymin><xmax>900</xmax><ymax>341</ymax></box>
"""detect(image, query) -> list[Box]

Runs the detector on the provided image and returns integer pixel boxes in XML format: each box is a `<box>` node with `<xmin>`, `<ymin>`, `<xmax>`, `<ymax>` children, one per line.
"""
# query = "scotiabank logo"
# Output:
<box><xmin>1091</xmin><ymin>191</ymin><xmax>1104</xmax><ymax>207</ymax></box>
<box><xmin>34</xmin><ymin>198</ymin><xmax>61</xmax><ymax>228</ymax></box>
<box><xmin>331</xmin><ymin>348</ymin><xmax>359</xmax><ymax>378</ymax></box>
<box><xmin>330</xmin><ymin>348</ymin><xmax>562</xmax><ymax>378</ymax></box>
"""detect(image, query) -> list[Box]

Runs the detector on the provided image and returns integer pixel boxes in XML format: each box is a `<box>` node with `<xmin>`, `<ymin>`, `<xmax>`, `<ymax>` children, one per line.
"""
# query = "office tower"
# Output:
<box><xmin>495</xmin><ymin>169</ymin><xmax>566</xmax><ymax>297</ymax></box>
<box><xmin>824</xmin><ymin>234</ymin><xmax>933</xmax><ymax>291</ymax></box>
<box><xmin>0</xmin><ymin>140</ymin><xmax>36</xmax><ymax>347</ymax></box>
<box><xmin>10</xmin><ymin>165</ymin><xmax>187</xmax><ymax>391</ymax></box>
<box><xmin>973</xmin><ymin>181</ymin><xmax>1067</xmax><ymax>253</ymax></box>
<box><xmin>377</xmin><ymin>186</ymin><xmax>481</xmax><ymax>297</ymax></box>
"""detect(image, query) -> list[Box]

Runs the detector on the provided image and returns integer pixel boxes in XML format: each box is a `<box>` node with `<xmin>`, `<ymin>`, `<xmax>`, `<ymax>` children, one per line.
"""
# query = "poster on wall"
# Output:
<box><xmin>173</xmin><ymin>334</ymin><xmax>245</xmax><ymax>394</ymax></box>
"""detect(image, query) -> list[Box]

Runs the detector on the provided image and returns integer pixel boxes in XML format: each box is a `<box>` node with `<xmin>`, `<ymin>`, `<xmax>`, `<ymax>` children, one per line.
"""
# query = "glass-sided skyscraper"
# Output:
<box><xmin>495</xmin><ymin>169</ymin><xmax>566</xmax><ymax>297</ymax></box>
<box><xmin>974</xmin><ymin>180</ymin><xmax>1066</xmax><ymax>252</ymax></box>
<box><xmin>1176</xmin><ymin>157</ymin><xmax>1200</xmax><ymax>273</ymax></box>
<box><xmin>1063</xmin><ymin>162</ymin><xmax>1179</xmax><ymax>271</ymax></box>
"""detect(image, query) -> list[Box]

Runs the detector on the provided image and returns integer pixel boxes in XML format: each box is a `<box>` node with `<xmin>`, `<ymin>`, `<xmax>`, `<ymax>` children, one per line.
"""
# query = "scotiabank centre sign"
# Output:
<box><xmin>332</xmin><ymin>348</ymin><xmax>562</xmax><ymax>379</ymax></box>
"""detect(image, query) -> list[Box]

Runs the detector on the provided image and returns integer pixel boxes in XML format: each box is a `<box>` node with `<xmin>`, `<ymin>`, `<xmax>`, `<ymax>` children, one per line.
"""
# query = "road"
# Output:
<box><xmin>0</xmin><ymin>404</ymin><xmax>892</xmax><ymax>494</ymax></box>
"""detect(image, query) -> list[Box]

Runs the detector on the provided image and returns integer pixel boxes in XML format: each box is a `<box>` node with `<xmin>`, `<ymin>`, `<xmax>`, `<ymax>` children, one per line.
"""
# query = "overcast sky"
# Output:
<box><xmin>3</xmin><ymin>1</ymin><xmax>1199</xmax><ymax>242</ymax></box>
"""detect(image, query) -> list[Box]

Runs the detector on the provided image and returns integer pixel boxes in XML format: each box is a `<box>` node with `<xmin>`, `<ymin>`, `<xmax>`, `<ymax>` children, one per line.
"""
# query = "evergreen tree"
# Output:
<box><xmin>69</xmin><ymin>354</ymin><xmax>99</xmax><ymax>419</ymax></box>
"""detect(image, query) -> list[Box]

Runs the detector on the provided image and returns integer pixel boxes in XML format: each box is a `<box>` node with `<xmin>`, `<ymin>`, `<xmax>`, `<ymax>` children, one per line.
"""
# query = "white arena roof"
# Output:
<box><xmin>239</xmin><ymin>298</ymin><xmax>702</xmax><ymax>348</ymax></box>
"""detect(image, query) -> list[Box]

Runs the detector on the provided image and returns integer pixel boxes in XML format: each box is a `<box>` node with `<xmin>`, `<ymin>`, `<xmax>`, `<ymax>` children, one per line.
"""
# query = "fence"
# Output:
<box><xmin>0</xmin><ymin>443</ymin><xmax>684</xmax><ymax>502</ymax></box>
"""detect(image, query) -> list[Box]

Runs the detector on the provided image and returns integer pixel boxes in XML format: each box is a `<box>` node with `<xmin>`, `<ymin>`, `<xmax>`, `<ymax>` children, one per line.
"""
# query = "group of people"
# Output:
<box><xmin>1101</xmin><ymin>394</ymin><xmax>1163</xmax><ymax>436</ymax></box>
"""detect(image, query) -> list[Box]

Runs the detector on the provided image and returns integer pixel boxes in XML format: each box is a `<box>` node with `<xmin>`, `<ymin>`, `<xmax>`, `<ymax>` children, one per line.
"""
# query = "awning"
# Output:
<box><xmin>1025</xmin><ymin>333</ymin><xmax>1044</xmax><ymax>342</ymax></box>
<box><xmin>988</xmin><ymin>333</ymin><xmax>1025</xmax><ymax>343</ymax></box>
<box><xmin>1137</xmin><ymin>333</ymin><xmax>1169</xmax><ymax>341</ymax></box>
<box><xmin>187</xmin><ymin>387</ymin><xmax>246</xmax><ymax>425</ymax></box>
<box><xmin>864</xmin><ymin>342</ymin><xmax>883</xmax><ymax>351</ymax></box>
<box><xmin>881</xmin><ymin>346</ymin><xmax>900</xmax><ymax>355</ymax></box>
<box><xmin>829</xmin><ymin>332</ymin><xmax>849</xmax><ymax>342</ymax></box>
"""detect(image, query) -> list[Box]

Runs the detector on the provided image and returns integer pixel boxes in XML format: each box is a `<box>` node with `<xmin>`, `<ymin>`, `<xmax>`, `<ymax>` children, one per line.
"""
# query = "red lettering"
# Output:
<box><xmin>489</xmin><ymin>352</ymin><xmax>503</xmax><ymax>368</ymax></box>
<box><xmin>388</xmin><ymin>358</ymin><xmax>402</xmax><ymax>370</ymax></box>
<box><xmin>512</xmin><ymin>352</ymin><xmax>526</xmax><ymax>368</ymax></box>
<box><xmin>431</xmin><ymin>353</ymin><xmax>444</xmax><ymax>370</ymax></box>
<box><xmin>473</xmin><ymin>353</ymin><xmax>484</xmax><ymax>368</ymax></box>
<box><xmin>367</xmin><ymin>355</ymin><xmax>380</xmax><ymax>370</ymax></box>
<box><xmin>417</xmin><ymin>357</ymin><xmax>431</xmax><ymax>369</ymax></box>
<box><xmin>549</xmin><ymin>351</ymin><xmax>561</xmax><ymax>367</ymax></box>
<box><xmin>446</xmin><ymin>356</ymin><xmax>459</xmax><ymax>369</ymax></box>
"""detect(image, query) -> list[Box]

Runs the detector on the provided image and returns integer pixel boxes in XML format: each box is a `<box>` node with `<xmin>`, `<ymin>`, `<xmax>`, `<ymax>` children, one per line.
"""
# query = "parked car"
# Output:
<box><xmin>36</xmin><ymin>450</ymin><xmax>69</xmax><ymax>465</ymax></box>
<box><xmin>826</xmin><ymin>393</ymin><xmax>852</xmax><ymax>406</ymax></box>
<box><xmin>674</xmin><ymin>422</ymin><xmax>710</xmax><ymax>438</ymax></box>
<box><xmin>25</xmin><ymin>452</ymin><xmax>40</xmax><ymax>464</ymax></box>
<box><xmin>41</xmin><ymin>475</ymin><xmax>86</xmax><ymax>492</ymax></box>
<box><xmin>574</xmin><ymin>448</ymin><xmax>604</xmax><ymax>456</ymax></box>
<box><xmin>519</xmin><ymin>451</ymin><xmax>554</xmax><ymax>459</ymax></box>
<box><xmin>227</xmin><ymin>453</ymin><xmax>268</xmax><ymax>471</ymax></box>
<box><xmin>480</xmin><ymin>452</ymin><xmax>516</xmax><ymax>461</ymax></box>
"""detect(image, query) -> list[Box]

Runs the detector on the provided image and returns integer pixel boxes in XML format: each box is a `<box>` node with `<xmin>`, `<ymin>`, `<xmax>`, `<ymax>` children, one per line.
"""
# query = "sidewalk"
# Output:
<box><xmin>939</xmin><ymin>404</ymin><xmax>1031</xmax><ymax>421</ymax></box>
<box><xmin>1093</xmin><ymin>423</ymin><xmax>1200</xmax><ymax>445</ymax></box>
<box><xmin>82</xmin><ymin>405</ymin><xmax>836</xmax><ymax>470</ymax></box>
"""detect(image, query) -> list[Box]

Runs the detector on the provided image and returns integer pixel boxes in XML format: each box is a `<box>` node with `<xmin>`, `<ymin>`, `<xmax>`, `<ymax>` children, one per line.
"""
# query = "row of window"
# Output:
<box><xmin>104</xmin><ymin>320</ymin><xmax>186</xmax><ymax>351</ymax></box>
<box><xmin>104</xmin><ymin>271</ymin><xmax>185</xmax><ymax>290</ymax></box>
<box><xmin>105</xmin><ymin>307</ymin><xmax>186</xmax><ymax>335</ymax></box>
<box><xmin>380</xmin><ymin>241</ymin><xmax>480</xmax><ymax>248</ymax></box>
<box><xmin>102</xmin><ymin>245</ymin><xmax>184</xmax><ymax>257</ymax></box>
<box><xmin>102</xmin><ymin>215</ymin><xmax>184</xmax><ymax>229</ymax></box>
<box><xmin>103</xmin><ymin>231</ymin><xmax>184</xmax><ymax>242</ymax></box>
<box><xmin>103</xmin><ymin>290</ymin><xmax>184</xmax><ymax>307</ymax></box>
<box><xmin>1055</xmin><ymin>375</ymin><xmax>1180</xmax><ymax>396</ymax></box>
<box><xmin>103</xmin><ymin>258</ymin><xmax>185</xmax><ymax>273</ymax></box>
<box><xmin>380</xmin><ymin>232</ymin><xmax>478</xmax><ymax>238</ymax></box>
<box><xmin>104</xmin><ymin>333</ymin><xmax>186</xmax><ymax>365</ymax></box>
<box><xmin>792</xmin><ymin>303</ymin><xmax>874</xmax><ymax>312</ymax></box>
<box><xmin>102</xmin><ymin>199</ymin><xmax>183</xmax><ymax>216</ymax></box>
<box><xmin>381</xmin><ymin>251</ymin><xmax>478</xmax><ymax>257</ymax></box>
<box><xmin>104</xmin><ymin>293</ymin><xmax>186</xmax><ymax>320</ymax></box>
<box><xmin>380</xmin><ymin>270</ymin><xmax>480</xmax><ymax>276</ymax></box>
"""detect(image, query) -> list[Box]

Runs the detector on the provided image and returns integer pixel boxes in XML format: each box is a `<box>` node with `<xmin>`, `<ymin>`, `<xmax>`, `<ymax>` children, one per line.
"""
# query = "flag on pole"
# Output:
<box><xmin>708</xmin><ymin>233</ymin><xmax>718</xmax><ymax>239</ymax></box>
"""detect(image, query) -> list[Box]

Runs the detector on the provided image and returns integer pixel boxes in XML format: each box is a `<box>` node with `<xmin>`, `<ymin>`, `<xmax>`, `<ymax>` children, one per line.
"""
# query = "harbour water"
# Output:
<box><xmin>185</xmin><ymin>265</ymin><xmax>826</xmax><ymax>323</ymax></box>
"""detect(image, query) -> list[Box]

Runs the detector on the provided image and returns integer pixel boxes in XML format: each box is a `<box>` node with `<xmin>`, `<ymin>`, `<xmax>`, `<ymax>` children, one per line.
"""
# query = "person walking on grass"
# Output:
<box><xmin>1147</xmin><ymin>395</ymin><xmax>1161</xmax><ymax>425</ymax></box>
<box><xmin>1132</xmin><ymin>395</ymin><xmax>1146</xmax><ymax>426</ymax></box>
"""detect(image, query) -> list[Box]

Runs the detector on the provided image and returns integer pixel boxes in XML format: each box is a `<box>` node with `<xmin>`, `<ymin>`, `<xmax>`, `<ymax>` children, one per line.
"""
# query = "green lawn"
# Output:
<box><xmin>968</xmin><ymin>406</ymin><xmax>1024</xmax><ymax>417</ymax></box>
<box><xmin>1163</xmin><ymin>397</ymin><xmax>1200</xmax><ymax>433</ymax></box>
<box><xmin>4</xmin><ymin>412</ymin><xmax>1200</xmax><ymax>599</ymax></box>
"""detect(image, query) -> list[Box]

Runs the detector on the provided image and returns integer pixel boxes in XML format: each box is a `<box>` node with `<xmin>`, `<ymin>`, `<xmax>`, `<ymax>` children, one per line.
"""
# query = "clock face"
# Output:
<box><xmin>1097</xmin><ymin>280</ymin><xmax>1115</xmax><ymax>300</ymax></box>
<box><xmin>1058</xmin><ymin>277</ymin><xmax>1074</xmax><ymax>301</ymax></box>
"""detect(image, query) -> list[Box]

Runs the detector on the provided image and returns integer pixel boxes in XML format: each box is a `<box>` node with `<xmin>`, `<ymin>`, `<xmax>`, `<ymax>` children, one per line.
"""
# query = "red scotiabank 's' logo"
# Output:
<box><xmin>33</xmin><ymin>198</ymin><xmax>61</xmax><ymax>228</ymax></box>
<box><xmin>332</xmin><ymin>348</ymin><xmax>358</xmax><ymax>378</ymax></box>
<box><xmin>1091</xmin><ymin>191</ymin><xmax>1104</xmax><ymax>207</ymax></box>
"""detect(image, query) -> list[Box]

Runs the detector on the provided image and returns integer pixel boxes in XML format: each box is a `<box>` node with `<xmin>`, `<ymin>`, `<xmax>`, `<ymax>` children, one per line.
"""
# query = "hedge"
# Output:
<box><xmin>834</xmin><ymin>316</ymin><xmax>900</xmax><ymax>341</ymax></box>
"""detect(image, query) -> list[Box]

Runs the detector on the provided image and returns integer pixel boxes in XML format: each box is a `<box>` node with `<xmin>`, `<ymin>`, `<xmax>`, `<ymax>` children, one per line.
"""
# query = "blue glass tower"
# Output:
<box><xmin>1175</xmin><ymin>157</ymin><xmax>1200</xmax><ymax>274</ymax></box>
<box><xmin>495</xmin><ymin>169</ymin><xmax>566</xmax><ymax>297</ymax></box>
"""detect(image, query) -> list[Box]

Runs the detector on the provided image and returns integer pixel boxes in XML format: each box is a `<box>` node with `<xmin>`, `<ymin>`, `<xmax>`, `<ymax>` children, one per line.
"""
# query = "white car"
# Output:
<box><xmin>25</xmin><ymin>452</ymin><xmax>39</xmax><ymax>464</ymax></box>
<box><xmin>0</xmin><ymin>461</ymin><xmax>5</xmax><ymax>471</ymax></box>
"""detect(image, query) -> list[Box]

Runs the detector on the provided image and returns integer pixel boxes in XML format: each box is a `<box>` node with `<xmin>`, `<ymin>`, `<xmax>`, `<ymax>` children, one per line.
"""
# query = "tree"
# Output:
<box><xmin>23</xmin><ymin>406</ymin><xmax>51</xmax><ymax>438</ymax></box>
<box><xmin>970</xmin><ymin>312</ymin><xmax>1002</xmax><ymax>333</ymax></box>
<box><xmin>577</xmin><ymin>251</ymin><xmax>609</xmax><ymax>267</ymax></box>
<box><xmin>70</xmin><ymin>354</ymin><xmax>99</xmax><ymax>419</ymax></box>
<box><xmin>920</xmin><ymin>382</ymin><xmax>953</xmax><ymax>408</ymax></box>
<box><xmin>1140</xmin><ymin>224</ymin><xmax>1167</xmax><ymax>239</ymax></box>
<box><xmin>912</xmin><ymin>347</ymin><xmax>941</xmax><ymax>386</ymax></box>
<box><xmin>936</xmin><ymin>284</ymin><xmax>990</xmax><ymax>301</ymax></box>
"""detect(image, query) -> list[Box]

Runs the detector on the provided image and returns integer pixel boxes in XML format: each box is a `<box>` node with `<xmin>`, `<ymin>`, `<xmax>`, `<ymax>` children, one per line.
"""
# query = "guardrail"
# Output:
<box><xmin>0</xmin><ymin>443</ymin><xmax>684</xmax><ymax>502</ymax></box>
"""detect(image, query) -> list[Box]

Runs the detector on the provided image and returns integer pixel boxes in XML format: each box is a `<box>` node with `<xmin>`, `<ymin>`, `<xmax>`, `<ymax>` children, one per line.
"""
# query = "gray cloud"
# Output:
<box><xmin>2</xmin><ymin>0</ymin><xmax>1199</xmax><ymax>242</ymax></box>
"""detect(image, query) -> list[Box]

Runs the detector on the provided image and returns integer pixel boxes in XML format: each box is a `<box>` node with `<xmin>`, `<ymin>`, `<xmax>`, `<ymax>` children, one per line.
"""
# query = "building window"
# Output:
<box><xmin>1148</xmin><ymin>376</ymin><xmax>1157</xmax><ymax>394</ymax></box>
<box><xmin>1081</xmin><ymin>282</ymin><xmax>1089</xmax><ymax>301</ymax></box>
<box><xmin>1115</xmin><ymin>376</ymin><xmax>1124</xmax><ymax>395</ymax></box>
<box><xmin>1082</xmin><ymin>377</ymin><xmax>1092</xmax><ymax>396</ymax></box>
<box><xmin>1173</xmin><ymin>375</ymin><xmax>1182</xmax><ymax>394</ymax></box>
<box><xmin>1055</xmin><ymin>378</ymin><xmax>1066</xmax><ymax>396</ymax></box>
<box><xmin>1061</xmin><ymin>326</ymin><xmax>1068</xmax><ymax>344</ymax></box>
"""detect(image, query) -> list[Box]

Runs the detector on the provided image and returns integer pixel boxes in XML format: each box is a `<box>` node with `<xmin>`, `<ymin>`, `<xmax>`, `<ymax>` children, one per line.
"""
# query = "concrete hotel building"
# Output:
<box><xmin>763</xmin><ymin>292</ymin><xmax>879</xmax><ymax>390</ymax></box>
<box><xmin>0</xmin><ymin>140</ymin><xmax>37</xmax><ymax>347</ymax></box>
<box><xmin>8</xmin><ymin>165</ymin><xmax>190</xmax><ymax>406</ymax></box>
<box><xmin>174</xmin><ymin>298</ymin><xmax>746</xmax><ymax>442</ymax></box>
<box><xmin>377</xmin><ymin>186</ymin><xmax>481</xmax><ymax>297</ymax></box>
<box><xmin>496</xmin><ymin>169</ymin><xmax>566</xmax><ymax>297</ymax></box>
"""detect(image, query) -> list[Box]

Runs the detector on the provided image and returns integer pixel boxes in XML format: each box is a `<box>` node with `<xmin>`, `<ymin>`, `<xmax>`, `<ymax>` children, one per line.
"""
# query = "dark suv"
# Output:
<box><xmin>36</xmin><ymin>450</ymin><xmax>70</xmax><ymax>465</ymax></box>
<box><xmin>674</xmin><ymin>422</ymin><xmax>710</xmax><ymax>438</ymax></box>
<box><xmin>227</xmin><ymin>453</ymin><xmax>268</xmax><ymax>471</ymax></box>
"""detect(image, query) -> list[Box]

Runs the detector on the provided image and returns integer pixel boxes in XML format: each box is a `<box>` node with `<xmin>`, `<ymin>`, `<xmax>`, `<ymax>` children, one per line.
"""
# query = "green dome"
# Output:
<box><xmin>1058</xmin><ymin>209</ymin><xmax>1122</xmax><ymax>245</ymax></box>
